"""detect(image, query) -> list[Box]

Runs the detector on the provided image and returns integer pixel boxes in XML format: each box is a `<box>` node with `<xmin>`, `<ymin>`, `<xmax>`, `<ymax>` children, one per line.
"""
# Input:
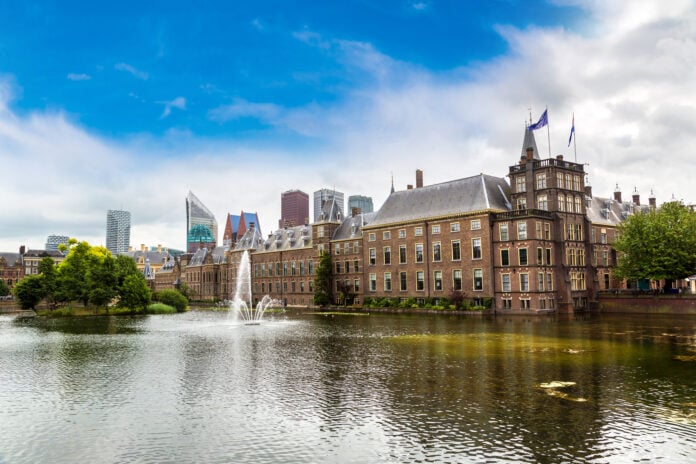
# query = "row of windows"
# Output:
<box><xmin>500</xmin><ymin>247</ymin><xmax>553</xmax><ymax>266</ymax></box>
<box><xmin>501</xmin><ymin>272</ymin><xmax>554</xmax><ymax>292</ymax></box>
<box><xmin>335</xmin><ymin>260</ymin><xmax>360</xmax><ymax>274</ymax></box>
<box><xmin>367</xmin><ymin>220</ymin><xmax>483</xmax><ymax>242</ymax></box>
<box><xmin>368</xmin><ymin>239</ymin><xmax>482</xmax><ymax>265</ymax></box>
<box><xmin>334</xmin><ymin>241</ymin><xmax>360</xmax><ymax>255</ymax></box>
<box><xmin>253</xmin><ymin>260</ymin><xmax>314</xmax><ymax>277</ymax></box>
<box><xmin>516</xmin><ymin>173</ymin><xmax>583</xmax><ymax>193</ymax></box>
<box><xmin>367</xmin><ymin>269</ymin><xmax>479</xmax><ymax>292</ymax></box>
<box><xmin>498</xmin><ymin>222</ymin><xmax>552</xmax><ymax>241</ymax></box>
<box><xmin>501</xmin><ymin>298</ymin><xmax>556</xmax><ymax>310</ymax></box>
<box><xmin>254</xmin><ymin>280</ymin><xmax>315</xmax><ymax>294</ymax></box>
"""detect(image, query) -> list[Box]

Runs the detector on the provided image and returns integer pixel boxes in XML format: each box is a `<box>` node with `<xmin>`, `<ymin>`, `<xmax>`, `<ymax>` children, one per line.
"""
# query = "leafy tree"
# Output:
<box><xmin>87</xmin><ymin>251</ymin><xmax>118</xmax><ymax>309</ymax></box>
<box><xmin>56</xmin><ymin>241</ymin><xmax>92</xmax><ymax>305</ymax></box>
<box><xmin>154</xmin><ymin>289</ymin><xmax>187</xmax><ymax>312</ymax></box>
<box><xmin>0</xmin><ymin>279</ymin><xmax>9</xmax><ymax>297</ymax></box>
<box><xmin>118</xmin><ymin>274</ymin><xmax>152</xmax><ymax>312</ymax></box>
<box><xmin>313</xmin><ymin>251</ymin><xmax>333</xmax><ymax>307</ymax></box>
<box><xmin>38</xmin><ymin>257</ymin><xmax>58</xmax><ymax>308</ymax></box>
<box><xmin>614</xmin><ymin>201</ymin><xmax>696</xmax><ymax>282</ymax></box>
<box><xmin>14</xmin><ymin>275</ymin><xmax>46</xmax><ymax>309</ymax></box>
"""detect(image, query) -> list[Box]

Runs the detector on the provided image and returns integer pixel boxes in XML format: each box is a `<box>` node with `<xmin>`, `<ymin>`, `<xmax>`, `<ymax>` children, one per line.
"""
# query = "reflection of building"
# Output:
<box><xmin>279</xmin><ymin>190</ymin><xmax>309</xmax><ymax>228</ymax></box>
<box><xmin>45</xmin><ymin>235</ymin><xmax>69</xmax><ymax>252</ymax></box>
<box><xmin>186</xmin><ymin>191</ymin><xmax>218</xmax><ymax>253</ymax></box>
<box><xmin>313</xmin><ymin>189</ymin><xmax>344</xmax><ymax>223</ymax></box>
<box><xmin>348</xmin><ymin>195</ymin><xmax>374</xmax><ymax>214</ymax></box>
<box><xmin>106</xmin><ymin>210</ymin><xmax>131</xmax><ymax>255</ymax></box>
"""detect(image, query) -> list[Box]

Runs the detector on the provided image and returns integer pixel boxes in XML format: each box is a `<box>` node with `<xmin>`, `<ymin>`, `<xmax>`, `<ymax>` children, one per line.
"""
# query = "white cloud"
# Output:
<box><xmin>67</xmin><ymin>73</ymin><xmax>91</xmax><ymax>81</ymax></box>
<box><xmin>2</xmin><ymin>1</ymin><xmax>696</xmax><ymax>251</ymax></box>
<box><xmin>114</xmin><ymin>62</ymin><xmax>149</xmax><ymax>80</ymax></box>
<box><xmin>159</xmin><ymin>96</ymin><xmax>186</xmax><ymax>118</ymax></box>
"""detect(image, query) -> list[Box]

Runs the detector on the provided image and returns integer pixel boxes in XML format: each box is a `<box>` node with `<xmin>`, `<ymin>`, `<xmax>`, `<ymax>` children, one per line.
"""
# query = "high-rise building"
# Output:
<box><xmin>279</xmin><ymin>190</ymin><xmax>309</xmax><ymax>228</ymax></box>
<box><xmin>348</xmin><ymin>195</ymin><xmax>374</xmax><ymax>214</ymax></box>
<box><xmin>186</xmin><ymin>191</ymin><xmax>218</xmax><ymax>253</ymax></box>
<box><xmin>106</xmin><ymin>210</ymin><xmax>131</xmax><ymax>255</ymax></box>
<box><xmin>45</xmin><ymin>235</ymin><xmax>69</xmax><ymax>252</ymax></box>
<box><xmin>313</xmin><ymin>189</ymin><xmax>344</xmax><ymax>223</ymax></box>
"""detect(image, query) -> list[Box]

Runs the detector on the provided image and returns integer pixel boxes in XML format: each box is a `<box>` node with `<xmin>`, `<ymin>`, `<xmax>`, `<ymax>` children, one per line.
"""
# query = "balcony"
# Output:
<box><xmin>493</xmin><ymin>209</ymin><xmax>555</xmax><ymax>220</ymax></box>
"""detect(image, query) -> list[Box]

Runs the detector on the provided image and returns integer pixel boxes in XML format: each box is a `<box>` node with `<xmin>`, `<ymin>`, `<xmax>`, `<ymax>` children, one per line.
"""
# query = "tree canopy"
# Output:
<box><xmin>313</xmin><ymin>251</ymin><xmax>333</xmax><ymax>307</ymax></box>
<box><xmin>613</xmin><ymin>202</ymin><xmax>696</xmax><ymax>282</ymax></box>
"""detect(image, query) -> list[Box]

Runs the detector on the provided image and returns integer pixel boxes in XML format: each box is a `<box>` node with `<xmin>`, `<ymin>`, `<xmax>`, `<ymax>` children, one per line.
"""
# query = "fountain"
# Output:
<box><xmin>229</xmin><ymin>250</ymin><xmax>281</xmax><ymax>324</ymax></box>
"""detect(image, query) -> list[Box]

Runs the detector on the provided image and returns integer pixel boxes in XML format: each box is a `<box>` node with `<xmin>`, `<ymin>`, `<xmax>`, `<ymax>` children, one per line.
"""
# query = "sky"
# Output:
<box><xmin>1</xmin><ymin>0</ymin><xmax>696</xmax><ymax>252</ymax></box>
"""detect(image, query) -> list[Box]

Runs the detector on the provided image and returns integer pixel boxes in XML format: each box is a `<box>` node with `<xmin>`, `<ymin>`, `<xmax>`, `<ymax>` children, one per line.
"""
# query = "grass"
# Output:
<box><xmin>36</xmin><ymin>303</ymin><xmax>181</xmax><ymax>317</ymax></box>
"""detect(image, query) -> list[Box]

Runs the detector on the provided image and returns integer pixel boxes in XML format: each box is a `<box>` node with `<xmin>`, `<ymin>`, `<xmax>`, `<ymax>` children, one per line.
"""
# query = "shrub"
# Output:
<box><xmin>154</xmin><ymin>289</ymin><xmax>188</xmax><ymax>312</ymax></box>
<box><xmin>146</xmin><ymin>303</ymin><xmax>177</xmax><ymax>314</ymax></box>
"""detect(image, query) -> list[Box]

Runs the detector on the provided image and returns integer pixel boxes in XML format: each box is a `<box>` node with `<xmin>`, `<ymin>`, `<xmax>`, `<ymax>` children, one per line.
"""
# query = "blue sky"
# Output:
<box><xmin>1</xmin><ymin>0</ymin><xmax>696</xmax><ymax>250</ymax></box>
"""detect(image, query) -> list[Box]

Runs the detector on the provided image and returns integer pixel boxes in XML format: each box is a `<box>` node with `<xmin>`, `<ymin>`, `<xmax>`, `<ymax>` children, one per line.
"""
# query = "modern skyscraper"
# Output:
<box><xmin>279</xmin><ymin>190</ymin><xmax>309</xmax><ymax>228</ymax></box>
<box><xmin>45</xmin><ymin>235</ymin><xmax>69</xmax><ymax>252</ymax></box>
<box><xmin>313</xmin><ymin>189</ymin><xmax>344</xmax><ymax>223</ymax></box>
<box><xmin>348</xmin><ymin>195</ymin><xmax>374</xmax><ymax>214</ymax></box>
<box><xmin>186</xmin><ymin>191</ymin><xmax>218</xmax><ymax>253</ymax></box>
<box><xmin>105</xmin><ymin>210</ymin><xmax>131</xmax><ymax>255</ymax></box>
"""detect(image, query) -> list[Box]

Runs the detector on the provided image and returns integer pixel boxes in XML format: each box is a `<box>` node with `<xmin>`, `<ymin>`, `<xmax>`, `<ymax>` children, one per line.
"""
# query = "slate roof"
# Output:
<box><xmin>259</xmin><ymin>224</ymin><xmax>313</xmax><ymax>253</ymax></box>
<box><xmin>521</xmin><ymin>126</ymin><xmax>542</xmax><ymax>160</ymax></box>
<box><xmin>0</xmin><ymin>252</ymin><xmax>21</xmax><ymax>266</ymax></box>
<box><xmin>235</xmin><ymin>225</ymin><xmax>265</xmax><ymax>251</ymax></box>
<box><xmin>332</xmin><ymin>212</ymin><xmax>377</xmax><ymax>241</ymax></box>
<box><xmin>121</xmin><ymin>249</ymin><xmax>172</xmax><ymax>265</ymax></box>
<box><xmin>585</xmin><ymin>195</ymin><xmax>649</xmax><ymax>226</ymax></box>
<box><xmin>316</xmin><ymin>198</ymin><xmax>342</xmax><ymax>223</ymax></box>
<box><xmin>368</xmin><ymin>174</ymin><xmax>511</xmax><ymax>227</ymax></box>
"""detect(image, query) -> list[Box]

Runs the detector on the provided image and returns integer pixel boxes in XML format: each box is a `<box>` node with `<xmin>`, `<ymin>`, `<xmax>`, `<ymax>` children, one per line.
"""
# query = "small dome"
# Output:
<box><xmin>188</xmin><ymin>224</ymin><xmax>215</xmax><ymax>243</ymax></box>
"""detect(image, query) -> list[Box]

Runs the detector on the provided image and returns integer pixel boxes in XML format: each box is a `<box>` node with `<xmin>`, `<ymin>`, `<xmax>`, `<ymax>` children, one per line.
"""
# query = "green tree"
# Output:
<box><xmin>14</xmin><ymin>275</ymin><xmax>46</xmax><ymax>309</ymax></box>
<box><xmin>0</xmin><ymin>279</ymin><xmax>9</xmax><ymax>297</ymax></box>
<box><xmin>56</xmin><ymin>240</ymin><xmax>92</xmax><ymax>305</ymax></box>
<box><xmin>118</xmin><ymin>274</ymin><xmax>152</xmax><ymax>312</ymax></box>
<box><xmin>154</xmin><ymin>289</ymin><xmax>188</xmax><ymax>312</ymax></box>
<box><xmin>614</xmin><ymin>201</ymin><xmax>696</xmax><ymax>282</ymax></box>
<box><xmin>38</xmin><ymin>257</ymin><xmax>58</xmax><ymax>308</ymax></box>
<box><xmin>313</xmin><ymin>251</ymin><xmax>333</xmax><ymax>307</ymax></box>
<box><xmin>87</xmin><ymin>251</ymin><xmax>118</xmax><ymax>309</ymax></box>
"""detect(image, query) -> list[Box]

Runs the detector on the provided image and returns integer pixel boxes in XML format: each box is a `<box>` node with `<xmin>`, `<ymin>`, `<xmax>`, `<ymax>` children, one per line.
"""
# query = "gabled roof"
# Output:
<box><xmin>259</xmin><ymin>224</ymin><xmax>313</xmax><ymax>253</ymax></box>
<box><xmin>235</xmin><ymin>224</ymin><xmax>265</xmax><ymax>251</ymax></box>
<box><xmin>585</xmin><ymin>195</ymin><xmax>650</xmax><ymax>226</ymax></box>
<box><xmin>0</xmin><ymin>252</ymin><xmax>21</xmax><ymax>266</ymax></box>
<box><xmin>332</xmin><ymin>212</ymin><xmax>377</xmax><ymax>241</ymax></box>
<box><xmin>367</xmin><ymin>173</ymin><xmax>511</xmax><ymax>227</ymax></box>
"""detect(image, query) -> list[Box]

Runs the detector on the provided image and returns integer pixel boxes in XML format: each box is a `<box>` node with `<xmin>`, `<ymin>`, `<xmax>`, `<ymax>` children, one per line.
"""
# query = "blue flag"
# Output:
<box><xmin>568</xmin><ymin>114</ymin><xmax>575</xmax><ymax>147</ymax></box>
<box><xmin>528</xmin><ymin>109</ymin><xmax>548</xmax><ymax>131</ymax></box>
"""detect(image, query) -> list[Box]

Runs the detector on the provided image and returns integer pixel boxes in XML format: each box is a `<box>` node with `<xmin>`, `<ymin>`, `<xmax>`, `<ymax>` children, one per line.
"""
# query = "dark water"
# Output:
<box><xmin>0</xmin><ymin>311</ymin><xmax>694</xmax><ymax>463</ymax></box>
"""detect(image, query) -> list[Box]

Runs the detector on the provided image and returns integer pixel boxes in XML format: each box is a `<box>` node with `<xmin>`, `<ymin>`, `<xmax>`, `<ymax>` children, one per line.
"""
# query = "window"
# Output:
<box><xmin>369</xmin><ymin>273</ymin><xmax>377</xmax><ymax>291</ymax></box>
<box><xmin>575</xmin><ymin>223</ymin><xmax>583</xmax><ymax>241</ymax></box>
<box><xmin>502</xmin><ymin>273</ymin><xmax>511</xmax><ymax>292</ymax></box>
<box><xmin>353</xmin><ymin>241</ymin><xmax>359</xmax><ymax>253</ymax></box>
<box><xmin>292</xmin><ymin>261</ymin><xmax>297</xmax><ymax>275</ymax></box>
<box><xmin>602</xmin><ymin>251</ymin><xmax>608</xmax><ymax>266</ymax></box>
<box><xmin>600</xmin><ymin>230</ymin><xmax>607</xmax><ymax>244</ymax></box>
<box><xmin>538</xmin><ymin>272</ymin><xmax>545</xmax><ymax>291</ymax></box>
<box><xmin>537</xmin><ymin>247</ymin><xmax>543</xmax><ymax>265</ymax></box>
<box><xmin>384</xmin><ymin>272</ymin><xmax>392</xmax><ymax>291</ymax></box>
<box><xmin>432</xmin><ymin>225</ymin><xmax>441</xmax><ymax>234</ymax></box>
<box><xmin>299</xmin><ymin>261</ymin><xmax>304</xmax><ymax>276</ymax></box>
<box><xmin>516</xmin><ymin>176</ymin><xmax>526</xmax><ymax>193</ymax></box>
<box><xmin>368</xmin><ymin>233</ymin><xmax>376</xmax><ymax>242</ymax></box>
<box><xmin>520</xmin><ymin>273</ymin><xmax>530</xmax><ymax>292</ymax></box>
<box><xmin>470</xmin><ymin>220</ymin><xmax>481</xmax><ymax>230</ymax></box>
<box><xmin>451</xmin><ymin>240</ymin><xmax>461</xmax><ymax>261</ymax></box>
<box><xmin>283</xmin><ymin>263</ymin><xmax>288</xmax><ymax>276</ymax></box>
<box><xmin>399</xmin><ymin>245</ymin><xmax>407</xmax><ymax>264</ymax></box>
<box><xmin>573</xmin><ymin>175</ymin><xmax>581</xmax><ymax>191</ymax></box>
<box><xmin>575</xmin><ymin>196</ymin><xmax>582</xmax><ymax>213</ymax></box>
<box><xmin>473</xmin><ymin>269</ymin><xmax>483</xmax><ymax>291</ymax></box>
<box><xmin>415</xmin><ymin>227</ymin><xmax>423</xmax><ymax>236</ymax></box>
<box><xmin>472</xmin><ymin>238</ymin><xmax>482</xmax><ymax>260</ymax></box>
<box><xmin>369</xmin><ymin>248</ymin><xmax>376</xmax><ymax>266</ymax></box>
<box><xmin>547</xmin><ymin>273</ymin><xmax>553</xmax><ymax>291</ymax></box>
<box><xmin>566</xmin><ymin>196</ymin><xmax>573</xmax><ymax>212</ymax></box>
<box><xmin>578</xmin><ymin>249</ymin><xmax>585</xmax><ymax>266</ymax></box>
<box><xmin>383</xmin><ymin>246</ymin><xmax>391</xmax><ymax>265</ymax></box>
<box><xmin>434</xmin><ymin>271</ymin><xmax>443</xmax><ymax>291</ymax></box>
<box><xmin>453</xmin><ymin>270</ymin><xmax>462</xmax><ymax>290</ymax></box>
<box><xmin>517</xmin><ymin>197</ymin><xmax>527</xmax><ymax>210</ymax></box>
<box><xmin>558</xmin><ymin>193</ymin><xmax>565</xmax><ymax>211</ymax></box>
<box><xmin>354</xmin><ymin>279</ymin><xmax>360</xmax><ymax>292</ymax></box>
<box><xmin>451</xmin><ymin>222</ymin><xmax>461</xmax><ymax>232</ymax></box>
<box><xmin>383</xmin><ymin>231</ymin><xmax>391</xmax><ymax>240</ymax></box>
<box><xmin>536</xmin><ymin>222</ymin><xmax>543</xmax><ymax>239</ymax></box>
<box><xmin>557</xmin><ymin>172</ymin><xmax>563</xmax><ymax>188</ymax></box>
<box><xmin>565</xmin><ymin>174</ymin><xmax>572</xmax><ymax>190</ymax></box>
<box><xmin>416</xmin><ymin>271</ymin><xmax>424</xmax><ymax>291</ymax></box>
<box><xmin>308</xmin><ymin>260</ymin><xmax>314</xmax><ymax>274</ymax></box>
<box><xmin>546</xmin><ymin>248</ymin><xmax>552</xmax><ymax>265</ymax></box>
<box><xmin>521</xmin><ymin>299</ymin><xmax>531</xmax><ymax>309</ymax></box>
<box><xmin>400</xmin><ymin>272</ymin><xmax>407</xmax><ymax>291</ymax></box>
<box><xmin>344</xmin><ymin>242</ymin><xmax>350</xmax><ymax>255</ymax></box>
<box><xmin>318</xmin><ymin>226</ymin><xmax>325</xmax><ymax>238</ymax></box>
<box><xmin>336</xmin><ymin>262</ymin><xmax>341</xmax><ymax>274</ymax></box>
<box><xmin>300</xmin><ymin>281</ymin><xmax>305</xmax><ymax>292</ymax></box>
<box><xmin>604</xmin><ymin>273</ymin><xmax>610</xmax><ymax>290</ymax></box>
<box><xmin>433</xmin><ymin>242</ymin><xmax>441</xmax><ymax>261</ymax></box>
<box><xmin>536</xmin><ymin>173</ymin><xmax>547</xmax><ymax>189</ymax></box>
<box><xmin>276</xmin><ymin>262</ymin><xmax>281</xmax><ymax>276</ymax></box>
<box><xmin>354</xmin><ymin>260</ymin><xmax>359</xmax><ymax>272</ymax></box>
<box><xmin>519</xmin><ymin>248</ymin><xmax>528</xmax><ymax>266</ymax></box>
<box><xmin>499</xmin><ymin>224</ymin><xmax>509</xmax><ymax>241</ymax></box>
<box><xmin>415</xmin><ymin>243</ymin><xmax>424</xmax><ymax>263</ymax></box>
<box><xmin>537</xmin><ymin>194</ymin><xmax>548</xmax><ymax>210</ymax></box>
<box><xmin>544</xmin><ymin>223</ymin><xmax>551</xmax><ymax>240</ymax></box>
<box><xmin>344</xmin><ymin>261</ymin><xmax>349</xmax><ymax>273</ymax></box>
<box><xmin>398</xmin><ymin>229</ymin><xmax>406</xmax><ymax>238</ymax></box>
<box><xmin>518</xmin><ymin>222</ymin><xmax>527</xmax><ymax>240</ymax></box>
<box><xmin>567</xmin><ymin>248</ymin><xmax>577</xmax><ymax>266</ymax></box>
<box><xmin>501</xmin><ymin>249</ymin><xmax>510</xmax><ymax>266</ymax></box>
<box><xmin>503</xmin><ymin>298</ymin><xmax>512</xmax><ymax>309</ymax></box>
<box><xmin>567</xmin><ymin>223</ymin><xmax>575</xmax><ymax>240</ymax></box>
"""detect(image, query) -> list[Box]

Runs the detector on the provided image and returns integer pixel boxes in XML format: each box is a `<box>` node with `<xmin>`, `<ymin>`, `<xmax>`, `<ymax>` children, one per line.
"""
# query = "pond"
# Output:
<box><xmin>0</xmin><ymin>310</ymin><xmax>694</xmax><ymax>463</ymax></box>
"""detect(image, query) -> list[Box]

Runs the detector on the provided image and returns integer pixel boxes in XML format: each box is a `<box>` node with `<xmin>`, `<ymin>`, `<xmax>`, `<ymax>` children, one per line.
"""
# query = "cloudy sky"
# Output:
<box><xmin>1</xmin><ymin>0</ymin><xmax>695</xmax><ymax>252</ymax></box>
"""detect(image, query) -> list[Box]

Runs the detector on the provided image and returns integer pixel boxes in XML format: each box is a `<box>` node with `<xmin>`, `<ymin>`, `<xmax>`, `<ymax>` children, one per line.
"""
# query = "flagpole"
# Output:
<box><xmin>546</xmin><ymin>105</ymin><xmax>551</xmax><ymax>158</ymax></box>
<box><xmin>573</xmin><ymin>112</ymin><xmax>577</xmax><ymax>162</ymax></box>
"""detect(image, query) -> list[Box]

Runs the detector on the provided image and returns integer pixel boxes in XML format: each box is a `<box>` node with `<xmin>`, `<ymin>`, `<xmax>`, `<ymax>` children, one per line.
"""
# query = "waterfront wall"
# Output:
<box><xmin>598</xmin><ymin>295</ymin><xmax>696</xmax><ymax>315</ymax></box>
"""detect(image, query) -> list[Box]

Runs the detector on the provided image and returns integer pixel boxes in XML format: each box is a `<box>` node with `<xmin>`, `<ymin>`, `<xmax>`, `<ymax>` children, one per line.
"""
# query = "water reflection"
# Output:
<box><xmin>0</xmin><ymin>312</ymin><xmax>694</xmax><ymax>463</ymax></box>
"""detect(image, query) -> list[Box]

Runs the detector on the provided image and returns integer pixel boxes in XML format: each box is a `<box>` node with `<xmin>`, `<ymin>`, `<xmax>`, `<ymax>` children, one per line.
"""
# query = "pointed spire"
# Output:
<box><xmin>520</xmin><ymin>124</ymin><xmax>541</xmax><ymax>160</ymax></box>
<box><xmin>390</xmin><ymin>172</ymin><xmax>395</xmax><ymax>194</ymax></box>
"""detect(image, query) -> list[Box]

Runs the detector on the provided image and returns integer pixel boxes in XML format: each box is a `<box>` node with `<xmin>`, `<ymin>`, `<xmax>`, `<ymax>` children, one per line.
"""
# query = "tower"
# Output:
<box><xmin>279</xmin><ymin>190</ymin><xmax>309</xmax><ymax>228</ymax></box>
<box><xmin>186</xmin><ymin>191</ymin><xmax>218</xmax><ymax>253</ymax></box>
<box><xmin>106</xmin><ymin>210</ymin><xmax>131</xmax><ymax>255</ymax></box>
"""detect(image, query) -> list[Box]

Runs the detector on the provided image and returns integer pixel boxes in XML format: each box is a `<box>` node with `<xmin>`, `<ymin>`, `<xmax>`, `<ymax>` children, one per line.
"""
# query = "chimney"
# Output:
<box><xmin>157</xmin><ymin>244</ymin><xmax>162</xmax><ymax>253</ymax></box>
<box><xmin>584</xmin><ymin>185</ymin><xmax>593</xmax><ymax>198</ymax></box>
<box><xmin>19</xmin><ymin>245</ymin><xmax>25</xmax><ymax>255</ymax></box>
<box><xmin>351</xmin><ymin>207</ymin><xmax>361</xmax><ymax>217</ymax></box>
<box><xmin>407</xmin><ymin>184</ymin><xmax>413</xmax><ymax>190</ymax></box>
<box><xmin>614</xmin><ymin>184</ymin><xmax>622</xmax><ymax>203</ymax></box>
<box><xmin>250</xmin><ymin>221</ymin><xmax>255</xmax><ymax>229</ymax></box>
<box><xmin>649</xmin><ymin>190</ymin><xmax>656</xmax><ymax>209</ymax></box>
<box><xmin>520</xmin><ymin>155</ymin><xmax>527</xmax><ymax>165</ymax></box>
<box><xmin>416</xmin><ymin>169</ymin><xmax>423</xmax><ymax>188</ymax></box>
<box><xmin>304</xmin><ymin>217</ymin><xmax>309</xmax><ymax>226</ymax></box>
<box><xmin>556</xmin><ymin>154</ymin><xmax>564</xmax><ymax>161</ymax></box>
<box><xmin>526</xmin><ymin>147</ymin><xmax>534</xmax><ymax>161</ymax></box>
<box><xmin>632</xmin><ymin>188</ymin><xmax>640</xmax><ymax>206</ymax></box>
